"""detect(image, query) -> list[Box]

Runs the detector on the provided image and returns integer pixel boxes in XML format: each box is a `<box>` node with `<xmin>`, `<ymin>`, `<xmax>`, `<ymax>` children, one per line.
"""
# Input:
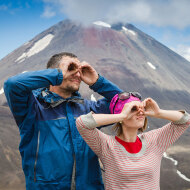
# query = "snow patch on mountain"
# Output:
<box><xmin>93</xmin><ymin>21</ymin><xmax>111</xmax><ymax>28</ymax></box>
<box><xmin>0</xmin><ymin>88</ymin><xmax>4</xmax><ymax>95</ymax></box>
<box><xmin>122</xmin><ymin>26</ymin><xmax>136</xmax><ymax>36</ymax></box>
<box><xmin>91</xmin><ymin>94</ymin><xmax>97</xmax><ymax>101</ymax></box>
<box><xmin>163</xmin><ymin>152</ymin><xmax>190</xmax><ymax>182</ymax></box>
<box><xmin>163</xmin><ymin>152</ymin><xmax>178</xmax><ymax>165</ymax></box>
<box><xmin>16</xmin><ymin>53</ymin><xmax>27</xmax><ymax>63</ymax></box>
<box><xmin>177</xmin><ymin>170</ymin><xmax>190</xmax><ymax>182</ymax></box>
<box><xmin>16</xmin><ymin>34</ymin><xmax>54</xmax><ymax>63</ymax></box>
<box><xmin>147</xmin><ymin>62</ymin><xmax>156</xmax><ymax>70</ymax></box>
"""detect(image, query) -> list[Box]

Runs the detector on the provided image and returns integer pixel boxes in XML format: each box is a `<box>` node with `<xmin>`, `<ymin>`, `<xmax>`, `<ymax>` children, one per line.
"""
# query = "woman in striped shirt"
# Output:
<box><xmin>76</xmin><ymin>92</ymin><xmax>190</xmax><ymax>190</ymax></box>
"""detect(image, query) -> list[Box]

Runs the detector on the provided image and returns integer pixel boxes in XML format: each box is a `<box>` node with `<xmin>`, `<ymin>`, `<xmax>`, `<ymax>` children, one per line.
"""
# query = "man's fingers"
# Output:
<box><xmin>78</xmin><ymin>69</ymin><xmax>83</xmax><ymax>75</ymax></box>
<box><xmin>62</xmin><ymin>60</ymin><xmax>79</xmax><ymax>69</ymax></box>
<box><xmin>68</xmin><ymin>68</ymin><xmax>80</xmax><ymax>76</ymax></box>
<box><xmin>81</xmin><ymin>65</ymin><xmax>91</xmax><ymax>70</ymax></box>
<box><xmin>80</xmin><ymin>66</ymin><xmax>93</xmax><ymax>75</ymax></box>
<box><xmin>68</xmin><ymin>62</ymin><xmax>79</xmax><ymax>71</ymax></box>
<box><xmin>81</xmin><ymin>61</ymin><xmax>89</xmax><ymax>66</ymax></box>
<box><xmin>80</xmin><ymin>61</ymin><xmax>94</xmax><ymax>72</ymax></box>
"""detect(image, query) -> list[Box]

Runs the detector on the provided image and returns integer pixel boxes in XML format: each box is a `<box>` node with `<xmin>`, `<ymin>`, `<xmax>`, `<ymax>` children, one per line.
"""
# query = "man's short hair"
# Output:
<box><xmin>47</xmin><ymin>52</ymin><xmax>77</xmax><ymax>69</ymax></box>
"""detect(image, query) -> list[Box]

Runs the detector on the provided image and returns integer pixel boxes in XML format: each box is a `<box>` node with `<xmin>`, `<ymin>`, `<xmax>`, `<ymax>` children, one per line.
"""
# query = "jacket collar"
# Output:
<box><xmin>34</xmin><ymin>88</ymin><xmax>84</xmax><ymax>108</ymax></box>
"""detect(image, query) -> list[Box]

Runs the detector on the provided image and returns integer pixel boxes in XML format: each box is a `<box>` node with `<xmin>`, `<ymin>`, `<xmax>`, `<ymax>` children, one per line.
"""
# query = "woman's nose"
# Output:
<box><xmin>138</xmin><ymin>107</ymin><xmax>144</xmax><ymax>115</ymax></box>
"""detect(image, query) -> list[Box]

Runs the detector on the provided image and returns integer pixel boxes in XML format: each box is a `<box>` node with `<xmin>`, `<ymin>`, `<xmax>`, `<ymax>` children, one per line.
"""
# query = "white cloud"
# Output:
<box><xmin>122</xmin><ymin>26</ymin><xmax>136</xmax><ymax>36</ymax></box>
<box><xmin>171</xmin><ymin>45</ymin><xmax>190</xmax><ymax>62</ymax></box>
<box><xmin>42</xmin><ymin>0</ymin><xmax>190</xmax><ymax>28</ymax></box>
<box><xmin>93</xmin><ymin>21</ymin><xmax>111</xmax><ymax>28</ymax></box>
<box><xmin>41</xmin><ymin>6</ymin><xmax>56</xmax><ymax>18</ymax></box>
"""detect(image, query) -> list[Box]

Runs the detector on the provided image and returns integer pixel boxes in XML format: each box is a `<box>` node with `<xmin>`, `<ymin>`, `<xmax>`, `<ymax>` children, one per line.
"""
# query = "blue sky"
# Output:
<box><xmin>1</xmin><ymin>0</ymin><xmax>190</xmax><ymax>61</ymax></box>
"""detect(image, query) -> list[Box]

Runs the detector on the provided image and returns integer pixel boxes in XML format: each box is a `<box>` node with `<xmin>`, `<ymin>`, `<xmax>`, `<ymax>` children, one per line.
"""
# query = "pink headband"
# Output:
<box><xmin>109</xmin><ymin>94</ymin><xmax>141</xmax><ymax>114</ymax></box>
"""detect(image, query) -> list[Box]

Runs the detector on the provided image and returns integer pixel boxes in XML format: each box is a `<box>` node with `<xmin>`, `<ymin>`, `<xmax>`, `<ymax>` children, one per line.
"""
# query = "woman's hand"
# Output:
<box><xmin>143</xmin><ymin>98</ymin><xmax>160</xmax><ymax>117</ymax></box>
<box><xmin>120</xmin><ymin>101</ymin><xmax>142</xmax><ymax>120</ymax></box>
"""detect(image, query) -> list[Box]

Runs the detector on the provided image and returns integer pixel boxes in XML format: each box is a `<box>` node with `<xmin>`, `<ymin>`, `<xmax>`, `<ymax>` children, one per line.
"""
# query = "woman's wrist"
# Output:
<box><xmin>119</xmin><ymin>113</ymin><xmax>127</xmax><ymax>121</ymax></box>
<box><xmin>154</xmin><ymin>109</ymin><xmax>164</xmax><ymax>118</ymax></box>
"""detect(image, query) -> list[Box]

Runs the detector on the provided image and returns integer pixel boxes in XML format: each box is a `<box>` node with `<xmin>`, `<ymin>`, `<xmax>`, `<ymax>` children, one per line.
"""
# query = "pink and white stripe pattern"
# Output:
<box><xmin>76</xmin><ymin>112</ymin><xmax>190</xmax><ymax>190</ymax></box>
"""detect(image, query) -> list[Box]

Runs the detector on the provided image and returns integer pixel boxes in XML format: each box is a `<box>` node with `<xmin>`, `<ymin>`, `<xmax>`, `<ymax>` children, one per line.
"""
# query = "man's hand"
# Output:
<box><xmin>59</xmin><ymin>57</ymin><xmax>80</xmax><ymax>79</ymax></box>
<box><xmin>79</xmin><ymin>61</ymin><xmax>99</xmax><ymax>86</ymax></box>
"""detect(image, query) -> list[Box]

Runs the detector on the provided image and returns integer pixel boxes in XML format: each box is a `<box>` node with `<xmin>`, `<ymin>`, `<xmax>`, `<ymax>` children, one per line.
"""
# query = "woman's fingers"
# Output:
<box><xmin>131</xmin><ymin>105</ymin><xmax>138</xmax><ymax>111</ymax></box>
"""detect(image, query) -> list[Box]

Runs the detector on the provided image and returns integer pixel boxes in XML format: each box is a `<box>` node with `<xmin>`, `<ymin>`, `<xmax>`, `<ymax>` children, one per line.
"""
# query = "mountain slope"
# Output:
<box><xmin>0</xmin><ymin>20</ymin><xmax>190</xmax><ymax>190</ymax></box>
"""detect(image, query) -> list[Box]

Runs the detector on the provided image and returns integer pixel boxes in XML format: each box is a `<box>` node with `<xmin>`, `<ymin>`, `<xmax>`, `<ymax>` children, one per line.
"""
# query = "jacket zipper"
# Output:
<box><xmin>71</xmin><ymin>156</ymin><xmax>76</xmax><ymax>190</ymax></box>
<box><xmin>34</xmin><ymin>130</ymin><xmax>40</xmax><ymax>182</ymax></box>
<box><xmin>66</xmin><ymin>104</ymin><xmax>76</xmax><ymax>190</ymax></box>
<box><xmin>69</xmin><ymin>124</ymin><xmax>76</xmax><ymax>190</ymax></box>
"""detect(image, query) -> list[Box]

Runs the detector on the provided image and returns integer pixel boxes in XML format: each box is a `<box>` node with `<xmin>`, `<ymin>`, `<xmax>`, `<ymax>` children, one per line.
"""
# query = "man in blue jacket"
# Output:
<box><xmin>4</xmin><ymin>52</ymin><xmax>122</xmax><ymax>190</ymax></box>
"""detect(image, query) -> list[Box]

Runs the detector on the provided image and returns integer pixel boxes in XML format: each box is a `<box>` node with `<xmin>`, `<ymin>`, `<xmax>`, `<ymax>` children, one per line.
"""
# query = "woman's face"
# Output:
<box><xmin>122</xmin><ymin>102</ymin><xmax>145</xmax><ymax>130</ymax></box>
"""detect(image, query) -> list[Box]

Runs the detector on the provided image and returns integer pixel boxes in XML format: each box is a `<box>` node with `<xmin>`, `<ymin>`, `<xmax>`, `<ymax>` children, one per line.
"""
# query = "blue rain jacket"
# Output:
<box><xmin>4</xmin><ymin>69</ymin><xmax>122</xmax><ymax>190</ymax></box>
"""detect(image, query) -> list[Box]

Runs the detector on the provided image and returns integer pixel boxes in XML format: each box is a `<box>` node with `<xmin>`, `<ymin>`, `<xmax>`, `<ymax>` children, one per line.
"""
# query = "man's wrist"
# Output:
<box><xmin>89</xmin><ymin>74</ymin><xmax>104</xmax><ymax>91</ymax></box>
<box><xmin>89</xmin><ymin>74</ymin><xmax>99</xmax><ymax>86</ymax></box>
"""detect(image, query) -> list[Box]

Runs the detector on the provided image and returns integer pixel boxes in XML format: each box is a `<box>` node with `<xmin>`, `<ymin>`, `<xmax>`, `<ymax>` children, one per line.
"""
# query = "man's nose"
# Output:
<box><xmin>74</xmin><ymin>70</ymin><xmax>81</xmax><ymax>77</ymax></box>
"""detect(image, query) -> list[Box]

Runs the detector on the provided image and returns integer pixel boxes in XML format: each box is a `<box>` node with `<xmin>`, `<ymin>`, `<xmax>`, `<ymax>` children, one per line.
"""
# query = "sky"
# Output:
<box><xmin>1</xmin><ymin>0</ymin><xmax>190</xmax><ymax>61</ymax></box>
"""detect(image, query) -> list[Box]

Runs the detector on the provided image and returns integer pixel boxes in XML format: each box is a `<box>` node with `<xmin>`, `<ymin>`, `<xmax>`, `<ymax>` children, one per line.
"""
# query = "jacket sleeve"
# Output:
<box><xmin>76</xmin><ymin>112</ymin><xmax>110</xmax><ymax>157</ymax></box>
<box><xmin>89</xmin><ymin>75</ymin><xmax>122</xmax><ymax>114</ymax></box>
<box><xmin>147</xmin><ymin>111</ymin><xmax>190</xmax><ymax>152</ymax></box>
<box><xmin>4</xmin><ymin>69</ymin><xmax>63</xmax><ymax>126</ymax></box>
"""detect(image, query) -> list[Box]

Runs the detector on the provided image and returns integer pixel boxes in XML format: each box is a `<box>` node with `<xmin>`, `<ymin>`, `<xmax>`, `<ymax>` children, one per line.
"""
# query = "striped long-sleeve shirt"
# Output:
<box><xmin>76</xmin><ymin>112</ymin><xmax>190</xmax><ymax>190</ymax></box>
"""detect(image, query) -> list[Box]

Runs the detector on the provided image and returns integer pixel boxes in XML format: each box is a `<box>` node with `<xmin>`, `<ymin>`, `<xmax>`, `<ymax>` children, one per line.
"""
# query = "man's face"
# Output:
<box><xmin>59</xmin><ymin>56</ymin><xmax>82</xmax><ymax>93</ymax></box>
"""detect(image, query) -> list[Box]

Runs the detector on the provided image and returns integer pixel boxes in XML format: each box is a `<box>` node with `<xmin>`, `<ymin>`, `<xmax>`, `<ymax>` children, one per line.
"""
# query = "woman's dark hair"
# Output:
<box><xmin>46</xmin><ymin>52</ymin><xmax>77</xmax><ymax>69</ymax></box>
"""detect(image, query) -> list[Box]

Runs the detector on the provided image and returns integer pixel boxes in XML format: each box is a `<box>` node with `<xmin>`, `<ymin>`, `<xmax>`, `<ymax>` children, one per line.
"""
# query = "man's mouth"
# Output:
<box><xmin>71</xmin><ymin>79</ymin><xmax>81</xmax><ymax>84</ymax></box>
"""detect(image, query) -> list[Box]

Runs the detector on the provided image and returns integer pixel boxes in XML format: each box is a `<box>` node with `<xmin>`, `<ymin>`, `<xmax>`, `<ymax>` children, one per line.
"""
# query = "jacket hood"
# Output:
<box><xmin>33</xmin><ymin>88</ymin><xmax>84</xmax><ymax>108</ymax></box>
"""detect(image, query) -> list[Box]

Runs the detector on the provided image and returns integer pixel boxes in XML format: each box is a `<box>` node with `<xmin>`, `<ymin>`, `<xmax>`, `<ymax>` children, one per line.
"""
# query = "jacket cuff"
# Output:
<box><xmin>172</xmin><ymin>111</ymin><xmax>190</xmax><ymax>125</ymax></box>
<box><xmin>80</xmin><ymin>112</ymin><xmax>98</xmax><ymax>129</ymax></box>
<box><xmin>89</xmin><ymin>74</ymin><xmax>104</xmax><ymax>91</ymax></box>
<box><xmin>56</xmin><ymin>68</ymin><xmax>63</xmax><ymax>85</ymax></box>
